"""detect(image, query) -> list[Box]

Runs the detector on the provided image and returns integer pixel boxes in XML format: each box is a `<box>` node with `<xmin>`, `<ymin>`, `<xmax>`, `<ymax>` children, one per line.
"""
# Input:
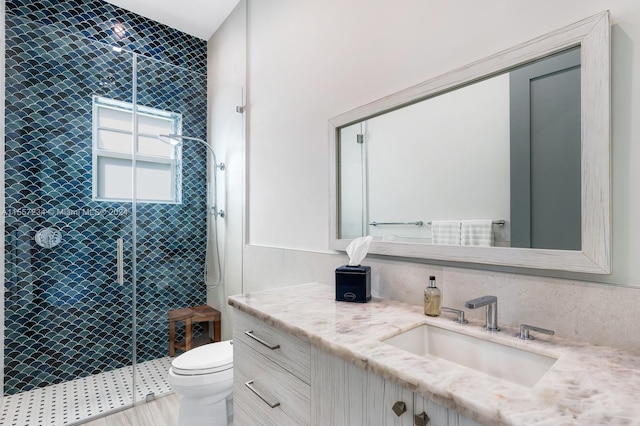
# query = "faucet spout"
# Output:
<box><xmin>464</xmin><ymin>295</ymin><xmax>499</xmax><ymax>331</ymax></box>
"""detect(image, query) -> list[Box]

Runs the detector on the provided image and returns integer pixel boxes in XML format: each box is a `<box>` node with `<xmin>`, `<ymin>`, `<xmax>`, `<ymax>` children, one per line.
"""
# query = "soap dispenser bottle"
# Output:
<box><xmin>424</xmin><ymin>275</ymin><xmax>441</xmax><ymax>317</ymax></box>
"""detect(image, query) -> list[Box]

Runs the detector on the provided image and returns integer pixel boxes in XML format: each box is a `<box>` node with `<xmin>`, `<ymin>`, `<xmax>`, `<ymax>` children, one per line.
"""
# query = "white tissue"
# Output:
<box><xmin>346</xmin><ymin>236</ymin><xmax>373</xmax><ymax>266</ymax></box>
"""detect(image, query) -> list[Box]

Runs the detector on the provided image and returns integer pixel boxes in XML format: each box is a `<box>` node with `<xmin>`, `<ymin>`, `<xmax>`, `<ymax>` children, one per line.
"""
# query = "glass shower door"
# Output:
<box><xmin>132</xmin><ymin>54</ymin><xmax>209</xmax><ymax>377</ymax></box>
<box><xmin>4</xmin><ymin>0</ymin><xmax>211</xmax><ymax>423</ymax></box>
<box><xmin>3</xmin><ymin>12</ymin><xmax>137</xmax><ymax>421</ymax></box>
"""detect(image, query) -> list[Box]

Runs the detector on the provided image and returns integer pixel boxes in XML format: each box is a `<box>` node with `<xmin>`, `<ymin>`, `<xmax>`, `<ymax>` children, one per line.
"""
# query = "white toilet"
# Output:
<box><xmin>168</xmin><ymin>340</ymin><xmax>234</xmax><ymax>426</ymax></box>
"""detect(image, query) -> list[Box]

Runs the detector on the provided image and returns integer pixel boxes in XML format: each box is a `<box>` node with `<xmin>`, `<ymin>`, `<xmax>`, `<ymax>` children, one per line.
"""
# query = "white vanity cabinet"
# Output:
<box><xmin>311</xmin><ymin>347</ymin><xmax>415</xmax><ymax>425</ymax></box>
<box><xmin>233</xmin><ymin>308</ymin><xmax>480</xmax><ymax>426</ymax></box>
<box><xmin>414</xmin><ymin>395</ymin><xmax>481</xmax><ymax>426</ymax></box>
<box><xmin>311</xmin><ymin>348</ymin><xmax>481</xmax><ymax>426</ymax></box>
<box><xmin>233</xmin><ymin>310</ymin><xmax>311</xmax><ymax>425</ymax></box>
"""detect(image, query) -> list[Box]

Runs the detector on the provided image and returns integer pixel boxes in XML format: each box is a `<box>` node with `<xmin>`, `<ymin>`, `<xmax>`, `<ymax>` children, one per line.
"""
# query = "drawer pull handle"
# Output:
<box><xmin>392</xmin><ymin>401</ymin><xmax>407</xmax><ymax>417</ymax></box>
<box><xmin>245</xmin><ymin>380</ymin><xmax>281</xmax><ymax>408</ymax></box>
<box><xmin>414</xmin><ymin>411</ymin><xmax>430</xmax><ymax>426</ymax></box>
<box><xmin>244</xmin><ymin>330</ymin><xmax>280</xmax><ymax>350</ymax></box>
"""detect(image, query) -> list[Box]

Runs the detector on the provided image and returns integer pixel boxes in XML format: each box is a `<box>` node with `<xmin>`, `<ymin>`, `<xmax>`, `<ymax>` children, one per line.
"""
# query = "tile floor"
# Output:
<box><xmin>81</xmin><ymin>394</ymin><xmax>180</xmax><ymax>426</ymax></box>
<box><xmin>0</xmin><ymin>357</ymin><xmax>173</xmax><ymax>426</ymax></box>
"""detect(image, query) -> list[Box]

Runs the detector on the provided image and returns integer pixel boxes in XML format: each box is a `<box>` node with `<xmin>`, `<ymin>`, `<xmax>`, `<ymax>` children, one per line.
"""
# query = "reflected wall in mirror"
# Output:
<box><xmin>329</xmin><ymin>12</ymin><xmax>610</xmax><ymax>273</ymax></box>
<box><xmin>339</xmin><ymin>47</ymin><xmax>581</xmax><ymax>251</ymax></box>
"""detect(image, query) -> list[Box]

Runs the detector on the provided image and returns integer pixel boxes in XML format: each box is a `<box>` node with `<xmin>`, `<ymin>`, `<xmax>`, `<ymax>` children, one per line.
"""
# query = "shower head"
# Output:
<box><xmin>157</xmin><ymin>134</ymin><xmax>182</xmax><ymax>146</ymax></box>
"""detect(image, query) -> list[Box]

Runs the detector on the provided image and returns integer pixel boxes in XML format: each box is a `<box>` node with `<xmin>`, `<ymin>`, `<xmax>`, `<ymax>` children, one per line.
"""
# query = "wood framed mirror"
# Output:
<box><xmin>329</xmin><ymin>11</ymin><xmax>610</xmax><ymax>273</ymax></box>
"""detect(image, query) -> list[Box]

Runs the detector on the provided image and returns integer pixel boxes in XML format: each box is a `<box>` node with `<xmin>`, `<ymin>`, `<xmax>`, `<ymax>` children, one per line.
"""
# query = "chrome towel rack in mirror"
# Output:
<box><xmin>368</xmin><ymin>220</ymin><xmax>505</xmax><ymax>226</ymax></box>
<box><xmin>369</xmin><ymin>221</ymin><xmax>424</xmax><ymax>226</ymax></box>
<box><xmin>427</xmin><ymin>220</ymin><xmax>505</xmax><ymax>226</ymax></box>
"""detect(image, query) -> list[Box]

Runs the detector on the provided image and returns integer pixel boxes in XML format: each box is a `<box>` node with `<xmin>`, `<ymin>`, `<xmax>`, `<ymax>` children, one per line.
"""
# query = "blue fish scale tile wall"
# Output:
<box><xmin>4</xmin><ymin>1</ymin><xmax>208</xmax><ymax>395</ymax></box>
<box><xmin>7</xmin><ymin>0</ymin><xmax>206</xmax><ymax>72</ymax></box>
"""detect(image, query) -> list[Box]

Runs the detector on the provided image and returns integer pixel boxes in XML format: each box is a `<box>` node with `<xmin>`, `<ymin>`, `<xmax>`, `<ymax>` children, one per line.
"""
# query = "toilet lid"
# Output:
<box><xmin>171</xmin><ymin>340</ymin><xmax>233</xmax><ymax>376</ymax></box>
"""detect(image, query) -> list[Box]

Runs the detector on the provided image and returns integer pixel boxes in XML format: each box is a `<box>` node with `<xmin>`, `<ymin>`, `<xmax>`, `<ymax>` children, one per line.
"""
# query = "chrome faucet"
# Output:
<box><xmin>464</xmin><ymin>295</ymin><xmax>499</xmax><ymax>331</ymax></box>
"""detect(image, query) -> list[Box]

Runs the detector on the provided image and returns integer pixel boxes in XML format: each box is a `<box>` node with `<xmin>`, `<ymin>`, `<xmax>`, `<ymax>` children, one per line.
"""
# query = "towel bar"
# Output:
<box><xmin>369</xmin><ymin>221</ymin><xmax>424</xmax><ymax>226</ymax></box>
<box><xmin>427</xmin><ymin>220</ymin><xmax>505</xmax><ymax>226</ymax></box>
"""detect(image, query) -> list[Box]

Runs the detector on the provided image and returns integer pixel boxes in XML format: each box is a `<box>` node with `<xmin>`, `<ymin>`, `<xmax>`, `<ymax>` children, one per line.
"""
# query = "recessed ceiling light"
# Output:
<box><xmin>111</xmin><ymin>22</ymin><xmax>127</xmax><ymax>39</ymax></box>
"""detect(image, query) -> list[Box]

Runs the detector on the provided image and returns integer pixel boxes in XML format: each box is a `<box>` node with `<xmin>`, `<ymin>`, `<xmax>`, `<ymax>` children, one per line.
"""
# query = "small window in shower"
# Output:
<box><xmin>92</xmin><ymin>96</ymin><xmax>183</xmax><ymax>203</ymax></box>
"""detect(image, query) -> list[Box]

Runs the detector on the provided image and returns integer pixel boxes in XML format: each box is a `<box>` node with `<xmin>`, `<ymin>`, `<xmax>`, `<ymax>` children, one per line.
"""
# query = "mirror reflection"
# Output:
<box><xmin>338</xmin><ymin>47</ymin><xmax>581</xmax><ymax>250</ymax></box>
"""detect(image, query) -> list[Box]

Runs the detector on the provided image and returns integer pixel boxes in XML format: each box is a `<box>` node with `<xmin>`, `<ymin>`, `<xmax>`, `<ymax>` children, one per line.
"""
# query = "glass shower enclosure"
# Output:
<box><xmin>3</xmin><ymin>3</ymin><xmax>209</xmax><ymax>422</ymax></box>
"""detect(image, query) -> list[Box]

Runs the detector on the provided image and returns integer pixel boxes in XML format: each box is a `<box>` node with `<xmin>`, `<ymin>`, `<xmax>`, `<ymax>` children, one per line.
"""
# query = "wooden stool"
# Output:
<box><xmin>168</xmin><ymin>305</ymin><xmax>221</xmax><ymax>356</ymax></box>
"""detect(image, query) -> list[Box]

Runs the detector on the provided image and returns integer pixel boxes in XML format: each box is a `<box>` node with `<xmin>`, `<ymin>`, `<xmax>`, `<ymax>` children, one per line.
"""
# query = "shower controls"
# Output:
<box><xmin>209</xmin><ymin>207</ymin><xmax>225</xmax><ymax>218</ymax></box>
<box><xmin>34</xmin><ymin>227</ymin><xmax>62</xmax><ymax>249</ymax></box>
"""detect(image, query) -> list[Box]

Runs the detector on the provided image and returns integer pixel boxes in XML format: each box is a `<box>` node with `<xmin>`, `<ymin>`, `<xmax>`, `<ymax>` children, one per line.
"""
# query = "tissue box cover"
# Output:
<box><xmin>335</xmin><ymin>265</ymin><xmax>371</xmax><ymax>303</ymax></box>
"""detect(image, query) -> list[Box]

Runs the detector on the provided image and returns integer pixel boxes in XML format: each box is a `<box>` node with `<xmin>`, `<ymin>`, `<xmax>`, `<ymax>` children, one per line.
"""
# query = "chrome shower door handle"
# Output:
<box><xmin>117</xmin><ymin>238</ymin><xmax>124</xmax><ymax>285</ymax></box>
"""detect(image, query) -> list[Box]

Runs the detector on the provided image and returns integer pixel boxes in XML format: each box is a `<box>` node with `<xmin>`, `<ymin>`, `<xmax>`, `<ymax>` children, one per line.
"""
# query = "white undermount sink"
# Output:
<box><xmin>382</xmin><ymin>324</ymin><xmax>557</xmax><ymax>387</ymax></box>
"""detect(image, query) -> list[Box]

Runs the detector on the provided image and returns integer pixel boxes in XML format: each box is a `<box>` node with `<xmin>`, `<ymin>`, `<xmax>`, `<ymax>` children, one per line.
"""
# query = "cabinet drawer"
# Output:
<box><xmin>233</xmin><ymin>310</ymin><xmax>311</xmax><ymax>383</ymax></box>
<box><xmin>235</xmin><ymin>340</ymin><xmax>310</xmax><ymax>426</ymax></box>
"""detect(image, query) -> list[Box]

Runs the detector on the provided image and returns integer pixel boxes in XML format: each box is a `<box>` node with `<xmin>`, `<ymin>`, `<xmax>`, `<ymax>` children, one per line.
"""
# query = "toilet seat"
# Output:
<box><xmin>171</xmin><ymin>340</ymin><xmax>233</xmax><ymax>376</ymax></box>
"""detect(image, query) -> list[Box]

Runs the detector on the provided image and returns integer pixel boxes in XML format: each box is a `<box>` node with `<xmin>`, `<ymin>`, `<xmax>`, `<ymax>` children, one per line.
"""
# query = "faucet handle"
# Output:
<box><xmin>517</xmin><ymin>324</ymin><xmax>555</xmax><ymax>340</ymax></box>
<box><xmin>441</xmin><ymin>307</ymin><xmax>468</xmax><ymax>324</ymax></box>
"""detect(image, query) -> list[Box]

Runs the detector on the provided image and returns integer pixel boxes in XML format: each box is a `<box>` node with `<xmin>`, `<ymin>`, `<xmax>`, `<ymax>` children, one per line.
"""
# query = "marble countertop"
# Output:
<box><xmin>228</xmin><ymin>282</ymin><xmax>640</xmax><ymax>425</ymax></box>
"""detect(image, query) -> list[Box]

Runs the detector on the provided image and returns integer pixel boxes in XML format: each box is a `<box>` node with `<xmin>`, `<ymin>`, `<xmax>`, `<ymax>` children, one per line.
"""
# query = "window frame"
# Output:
<box><xmin>92</xmin><ymin>96</ymin><xmax>183</xmax><ymax>204</ymax></box>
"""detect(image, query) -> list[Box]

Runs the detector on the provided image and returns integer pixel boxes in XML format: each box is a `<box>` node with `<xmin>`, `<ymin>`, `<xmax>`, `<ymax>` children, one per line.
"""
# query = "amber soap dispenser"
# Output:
<box><xmin>424</xmin><ymin>275</ymin><xmax>441</xmax><ymax>316</ymax></box>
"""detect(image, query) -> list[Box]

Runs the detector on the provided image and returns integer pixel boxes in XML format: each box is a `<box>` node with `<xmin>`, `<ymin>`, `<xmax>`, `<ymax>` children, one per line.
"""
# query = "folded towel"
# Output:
<box><xmin>431</xmin><ymin>220</ymin><xmax>461</xmax><ymax>245</ymax></box>
<box><xmin>461</xmin><ymin>220</ymin><xmax>494</xmax><ymax>247</ymax></box>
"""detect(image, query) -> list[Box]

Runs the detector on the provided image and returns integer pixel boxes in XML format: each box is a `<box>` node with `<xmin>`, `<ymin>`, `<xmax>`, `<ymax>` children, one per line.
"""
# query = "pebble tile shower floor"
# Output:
<box><xmin>0</xmin><ymin>357</ymin><xmax>173</xmax><ymax>426</ymax></box>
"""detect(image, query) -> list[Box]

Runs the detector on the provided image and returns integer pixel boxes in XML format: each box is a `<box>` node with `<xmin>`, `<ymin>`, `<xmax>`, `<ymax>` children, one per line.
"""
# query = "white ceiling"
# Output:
<box><xmin>104</xmin><ymin>0</ymin><xmax>240</xmax><ymax>40</ymax></box>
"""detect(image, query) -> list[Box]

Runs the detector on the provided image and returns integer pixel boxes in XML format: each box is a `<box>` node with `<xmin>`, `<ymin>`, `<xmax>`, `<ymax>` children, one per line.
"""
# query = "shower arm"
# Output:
<box><xmin>158</xmin><ymin>134</ymin><xmax>225</xmax><ymax>171</ymax></box>
<box><xmin>157</xmin><ymin>134</ymin><xmax>225</xmax><ymax>218</ymax></box>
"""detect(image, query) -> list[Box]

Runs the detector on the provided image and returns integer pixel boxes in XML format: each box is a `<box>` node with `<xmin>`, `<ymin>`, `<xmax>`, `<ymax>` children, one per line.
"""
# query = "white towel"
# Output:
<box><xmin>431</xmin><ymin>220</ymin><xmax>461</xmax><ymax>245</ymax></box>
<box><xmin>461</xmin><ymin>220</ymin><xmax>494</xmax><ymax>247</ymax></box>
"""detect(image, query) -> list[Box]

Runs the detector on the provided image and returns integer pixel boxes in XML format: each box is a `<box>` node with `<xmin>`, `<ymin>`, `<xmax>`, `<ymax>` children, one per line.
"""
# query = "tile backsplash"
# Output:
<box><xmin>243</xmin><ymin>244</ymin><xmax>640</xmax><ymax>355</ymax></box>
